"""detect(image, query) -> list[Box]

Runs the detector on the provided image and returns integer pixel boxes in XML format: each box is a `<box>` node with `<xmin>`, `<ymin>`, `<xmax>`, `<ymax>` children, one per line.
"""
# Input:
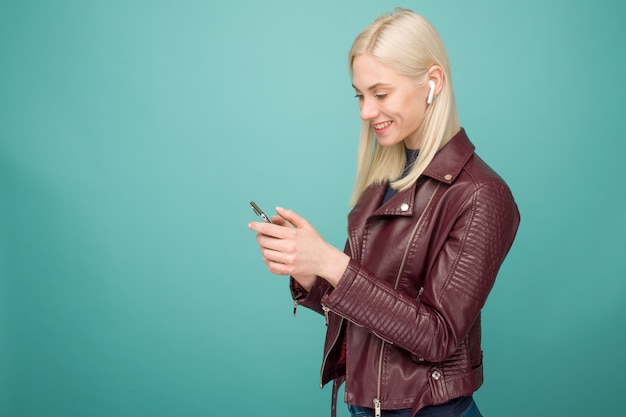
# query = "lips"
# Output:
<box><xmin>373</xmin><ymin>121</ymin><xmax>392</xmax><ymax>135</ymax></box>
<box><xmin>373</xmin><ymin>121</ymin><xmax>392</xmax><ymax>130</ymax></box>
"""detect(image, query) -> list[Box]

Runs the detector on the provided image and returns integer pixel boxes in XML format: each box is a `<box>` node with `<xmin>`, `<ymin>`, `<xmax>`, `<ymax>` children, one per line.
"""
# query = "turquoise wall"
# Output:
<box><xmin>1</xmin><ymin>1</ymin><xmax>624</xmax><ymax>416</ymax></box>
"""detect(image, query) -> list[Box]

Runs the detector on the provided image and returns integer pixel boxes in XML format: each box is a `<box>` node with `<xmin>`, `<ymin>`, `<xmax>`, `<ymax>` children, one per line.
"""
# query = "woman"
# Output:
<box><xmin>248</xmin><ymin>8</ymin><xmax>520</xmax><ymax>417</ymax></box>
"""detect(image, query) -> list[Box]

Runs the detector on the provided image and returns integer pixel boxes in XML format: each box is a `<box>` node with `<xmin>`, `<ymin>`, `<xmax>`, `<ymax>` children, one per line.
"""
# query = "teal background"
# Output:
<box><xmin>1</xmin><ymin>0</ymin><xmax>624</xmax><ymax>416</ymax></box>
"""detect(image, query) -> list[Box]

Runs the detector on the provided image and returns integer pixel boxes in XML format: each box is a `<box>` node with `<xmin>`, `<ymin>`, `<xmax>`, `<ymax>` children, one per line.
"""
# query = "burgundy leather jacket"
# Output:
<box><xmin>292</xmin><ymin>129</ymin><xmax>520</xmax><ymax>417</ymax></box>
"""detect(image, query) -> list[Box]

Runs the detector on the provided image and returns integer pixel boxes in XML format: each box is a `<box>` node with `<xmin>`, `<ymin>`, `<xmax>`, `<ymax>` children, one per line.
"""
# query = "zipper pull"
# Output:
<box><xmin>293</xmin><ymin>300</ymin><xmax>299</xmax><ymax>317</ymax></box>
<box><xmin>416</xmin><ymin>286</ymin><xmax>424</xmax><ymax>302</ymax></box>
<box><xmin>373</xmin><ymin>398</ymin><xmax>381</xmax><ymax>417</ymax></box>
<box><xmin>322</xmin><ymin>305</ymin><xmax>330</xmax><ymax>326</ymax></box>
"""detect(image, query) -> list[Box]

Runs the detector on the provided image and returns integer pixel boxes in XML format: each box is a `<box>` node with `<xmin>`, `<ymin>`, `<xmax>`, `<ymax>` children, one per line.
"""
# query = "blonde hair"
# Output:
<box><xmin>349</xmin><ymin>8</ymin><xmax>460</xmax><ymax>205</ymax></box>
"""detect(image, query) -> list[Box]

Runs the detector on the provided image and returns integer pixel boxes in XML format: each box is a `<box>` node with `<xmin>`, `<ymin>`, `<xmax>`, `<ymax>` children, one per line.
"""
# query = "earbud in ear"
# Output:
<box><xmin>427</xmin><ymin>80</ymin><xmax>436</xmax><ymax>104</ymax></box>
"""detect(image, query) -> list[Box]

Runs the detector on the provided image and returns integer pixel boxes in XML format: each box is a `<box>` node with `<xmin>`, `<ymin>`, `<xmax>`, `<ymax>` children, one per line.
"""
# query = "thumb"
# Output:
<box><xmin>275</xmin><ymin>207</ymin><xmax>310</xmax><ymax>229</ymax></box>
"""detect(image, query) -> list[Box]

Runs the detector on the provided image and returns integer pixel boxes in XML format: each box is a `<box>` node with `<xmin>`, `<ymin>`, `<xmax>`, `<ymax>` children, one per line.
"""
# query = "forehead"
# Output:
<box><xmin>351</xmin><ymin>54</ymin><xmax>411</xmax><ymax>90</ymax></box>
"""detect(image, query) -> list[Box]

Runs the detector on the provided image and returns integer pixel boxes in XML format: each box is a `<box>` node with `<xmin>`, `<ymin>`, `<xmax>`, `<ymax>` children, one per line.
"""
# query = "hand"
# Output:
<box><xmin>250</xmin><ymin>210</ymin><xmax>318</xmax><ymax>290</ymax></box>
<box><xmin>248</xmin><ymin>207</ymin><xmax>349</xmax><ymax>288</ymax></box>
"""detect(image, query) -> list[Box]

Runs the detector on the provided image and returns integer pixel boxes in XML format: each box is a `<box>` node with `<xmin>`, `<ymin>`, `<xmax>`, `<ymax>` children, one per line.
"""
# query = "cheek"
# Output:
<box><xmin>401</xmin><ymin>97</ymin><xmax>427</xmax><ymax>128</ymax></box>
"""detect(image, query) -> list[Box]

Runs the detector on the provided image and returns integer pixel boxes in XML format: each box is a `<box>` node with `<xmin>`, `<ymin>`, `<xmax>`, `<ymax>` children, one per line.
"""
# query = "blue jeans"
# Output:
<box><xmin>347</xmin><ymin>398</ymin><xmax>483</xmax><ymax>417</ymax></box>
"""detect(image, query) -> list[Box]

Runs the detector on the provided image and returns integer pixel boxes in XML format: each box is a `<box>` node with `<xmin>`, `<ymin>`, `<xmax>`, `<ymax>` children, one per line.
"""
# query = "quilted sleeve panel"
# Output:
<box><xmin>322</xmin><ymin>180</ymin><xmax>520</xmax><ymax>362</ymax></box>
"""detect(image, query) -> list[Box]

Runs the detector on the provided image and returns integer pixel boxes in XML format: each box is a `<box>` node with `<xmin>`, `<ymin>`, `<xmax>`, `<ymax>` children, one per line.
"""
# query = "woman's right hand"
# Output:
<box><xmin>248</xmin><ymin>207</ymin><xmax>349</xmax><ymax>291</ymax></box>
<box><xmin>269</xmin><ymin>214</ymin><xmax>317</xmax><ymax>290</ymax></box>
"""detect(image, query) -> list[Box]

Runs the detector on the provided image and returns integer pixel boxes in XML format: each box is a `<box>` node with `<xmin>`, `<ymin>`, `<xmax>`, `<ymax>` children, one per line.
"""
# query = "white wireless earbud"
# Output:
<box><xmin>427</xmin><ymin>80</ymin><xmax>436</xmax><ymax>104</ymax></box>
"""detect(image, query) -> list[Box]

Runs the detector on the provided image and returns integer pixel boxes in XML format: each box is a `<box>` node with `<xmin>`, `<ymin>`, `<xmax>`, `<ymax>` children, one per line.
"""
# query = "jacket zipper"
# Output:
<box><xmin>318</xmin><ymin>233</ymin><xmax>357</xmax><ymax>388</ymax></box>
<box><xmin>373</xmin><ymin>342</ymin><xmax>385</xmax><ymax>417</ymax></box>
<box><xmin>319</xmin><ymin>309</ymin><xmax>344</xmax><ymax>388</ymax></box>
<box><xmin>323</xmin><ymin>305</ymin><xmax>330</xmax><ymax>325</ymax></box>
<box><xmin>416</xmin><ymin>286</ymin><xmax>424</xmax><ymax>303</ymax></box>
<box><xmin>373</xmin><ymin>397</ymin><xmax>382</xmax><ymax>417</ymax></box>
<box><xmin>322</xmin><ymin>305</ymin><xmax>395</xmax><ymax>345</ymax></box>
<box><xmin>373</xmin><ymin>184</ymin><xmax>441</xmax><ymax>414</ymax></box>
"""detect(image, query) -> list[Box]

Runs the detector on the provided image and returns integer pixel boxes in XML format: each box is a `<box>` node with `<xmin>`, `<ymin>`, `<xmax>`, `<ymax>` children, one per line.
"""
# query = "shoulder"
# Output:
<box><xmin>422</xmin><ymin>128</ymin><xmax>518</xmax><ymax>211</ymax></box>
<box><xmin>463</xmin><ymin>153</ymin><xmax>510</xmax><ymax>191</ymax></box>
<box><xmin>439</xmin><ymin>151</ymin><xmax>517</xmax><ymax>222</ymax></box>
<box><xmin>445</xmin><ymin>153</ymin><xmax>515</xmax><ymax>214</ymax></box>
<box><xmin>432</xmin><ymin>129</ymin><xmax>513</xmax><ymax>194</ymax></box>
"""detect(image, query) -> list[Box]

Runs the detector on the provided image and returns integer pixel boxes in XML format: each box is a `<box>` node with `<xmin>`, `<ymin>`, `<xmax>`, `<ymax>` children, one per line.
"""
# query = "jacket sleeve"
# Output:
<box><xmin>320</xmin><ymin>181</ymin><xmax>520</xmax><ymax>363</ymax></box>
<box><xmin>289</xmin><ymin>240</ymin><xmax>352</xmax><ymax>316</ymax></box>
<box><xmin>289</xmin><ymin>276</ymin><xmax>331</xmax><ymax>316</ymax></box>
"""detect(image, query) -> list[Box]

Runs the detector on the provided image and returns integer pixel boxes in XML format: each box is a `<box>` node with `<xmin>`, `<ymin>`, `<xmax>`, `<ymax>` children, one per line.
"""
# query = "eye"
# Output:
<box><xmin>354</xmin><ymin>93</ymin><xmax>364</xmax><ymax>100</ymax></box>
<box><xmin>375</xmin><ymin>93</ymin><xmax>388</xmax><ymax>100</ymax></box>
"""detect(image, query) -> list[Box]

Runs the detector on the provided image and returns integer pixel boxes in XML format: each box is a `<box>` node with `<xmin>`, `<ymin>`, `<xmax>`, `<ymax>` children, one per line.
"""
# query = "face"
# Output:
<box><xmin>352</xmin><ymin>54</ymin><xmax>429</xmax><ymax>149</ymax></box>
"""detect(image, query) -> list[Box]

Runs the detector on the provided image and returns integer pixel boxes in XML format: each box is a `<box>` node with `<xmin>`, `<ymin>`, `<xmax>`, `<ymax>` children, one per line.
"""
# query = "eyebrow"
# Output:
<box><xmin>352</xmin><ymin>83</ymin><xmax>393</xmax><ymax>91</ymax></box>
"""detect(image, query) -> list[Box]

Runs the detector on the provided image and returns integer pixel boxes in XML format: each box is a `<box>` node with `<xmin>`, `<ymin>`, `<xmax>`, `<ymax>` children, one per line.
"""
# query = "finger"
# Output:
<box><xmin>264</xmin><ymin>257</ymin><xmax>294</xmax><ymax>276</ymax></box>
<box><xmin>249</xmin><ymin>221</ymin><xmax>295</xmax><ymax>239</ymax></box>
<box><xmin>270</xmin><ymin>215</ymin><xmax>291</xmax><ymax>227</ymax></box>
<box><xmin>275</xmin><ymin>207</ymin><xmax>310</xmax><ymax>229</ymax></box>
<box><xmin>248</xmin><ymin>221</ymin><xmax>280</xmax><ymax>236</ymax></box>
<box><xmin>261</xmin><ymin>246</ymin><xmax>291</xmax><ymax>264</ymax></box>
<box><xmin>260</xmin><ymin>246</ymin><xmax>296</xmax><ymax>275</ymax></box>
<box><xmin>256</xmin><ymin>232</ymin><xmax>291</xmax><ymax>253</ymax></box>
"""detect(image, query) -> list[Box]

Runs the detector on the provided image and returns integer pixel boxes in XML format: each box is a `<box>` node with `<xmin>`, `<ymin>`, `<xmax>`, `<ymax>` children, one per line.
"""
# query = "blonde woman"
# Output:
<box><xmin>249</xmin><ymin>8</ymin><xmax>520</xmax><ymax>417</ymax></box>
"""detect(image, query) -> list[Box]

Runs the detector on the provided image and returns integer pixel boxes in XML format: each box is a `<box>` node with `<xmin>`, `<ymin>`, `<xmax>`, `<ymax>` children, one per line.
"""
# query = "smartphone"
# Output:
<box><xmin>250</xmin><ymin>201</ymin><xmax>273</xmax><ymax>224</ymax></box>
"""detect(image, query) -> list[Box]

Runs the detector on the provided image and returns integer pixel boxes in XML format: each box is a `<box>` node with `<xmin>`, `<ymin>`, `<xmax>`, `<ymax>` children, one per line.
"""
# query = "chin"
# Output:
<box><xmin>375</xmin><ymin>136</ymin><xmax>401</xmax><ymax>148</ymax></box>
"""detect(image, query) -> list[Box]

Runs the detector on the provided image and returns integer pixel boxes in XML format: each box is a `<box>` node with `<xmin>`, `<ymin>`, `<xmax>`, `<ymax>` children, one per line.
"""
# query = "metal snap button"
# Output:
<box><xmin>431</xmin><ymin>370</ymin><xmax>441</xmax><ymax>380</ymax></box>
<box><xmin>400</xmin><ymin>203</ymin><xmax>409</xmax><ymax>211</ymax></box>
<box><xmin>444</xmin><ymin>174</ymin><xmax>452</xmax><ymax>181</ymax></box>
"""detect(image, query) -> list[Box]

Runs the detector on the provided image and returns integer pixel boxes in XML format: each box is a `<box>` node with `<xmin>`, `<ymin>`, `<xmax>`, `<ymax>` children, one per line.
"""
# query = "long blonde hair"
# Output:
<box><xmin>349</xmin><ymin>8</ymin><xmax>460</xmax><ymax>205</ymax></box>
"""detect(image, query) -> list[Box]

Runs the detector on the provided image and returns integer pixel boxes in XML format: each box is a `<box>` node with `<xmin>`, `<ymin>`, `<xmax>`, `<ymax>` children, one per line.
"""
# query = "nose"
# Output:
<box><xmin>359</xmin><ymin>98</ymin><xmax>378</xmax><ymax>121</ymax></box>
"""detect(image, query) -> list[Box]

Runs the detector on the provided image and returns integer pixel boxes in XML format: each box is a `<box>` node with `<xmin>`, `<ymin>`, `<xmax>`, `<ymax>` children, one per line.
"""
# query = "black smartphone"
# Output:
<box><xmin>250</xmin><ymin>201</ymin><xmax>273</xmax><ymax>224</ymax></box>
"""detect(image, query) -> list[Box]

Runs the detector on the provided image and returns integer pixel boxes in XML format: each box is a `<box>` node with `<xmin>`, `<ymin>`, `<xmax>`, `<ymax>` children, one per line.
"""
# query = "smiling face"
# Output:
<box><xmin>352</xmin><ymin>54</ymin><xmax>430</xmax><ymax>150</ymax></box>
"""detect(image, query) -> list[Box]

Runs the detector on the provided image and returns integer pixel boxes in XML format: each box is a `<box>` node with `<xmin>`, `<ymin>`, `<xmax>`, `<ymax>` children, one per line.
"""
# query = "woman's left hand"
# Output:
<box><xmin>248</xmin><ymin>207</ymin><xmax>349</xmax><ymax>287</ymax></box>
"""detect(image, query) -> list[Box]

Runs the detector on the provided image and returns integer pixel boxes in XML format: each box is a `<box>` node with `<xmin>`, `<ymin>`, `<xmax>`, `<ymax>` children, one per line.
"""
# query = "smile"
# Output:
<box><xmin>373</xmin><ymin>121</ymin><xmax>392</xmax><ymax>130</ymax></box>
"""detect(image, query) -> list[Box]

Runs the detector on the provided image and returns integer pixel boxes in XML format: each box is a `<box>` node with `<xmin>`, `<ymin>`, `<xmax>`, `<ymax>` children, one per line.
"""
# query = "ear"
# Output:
<box><xmin>427</xmin><ymin>65</ymin><xmax>445</xmax><ymax>97</ymax></box>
